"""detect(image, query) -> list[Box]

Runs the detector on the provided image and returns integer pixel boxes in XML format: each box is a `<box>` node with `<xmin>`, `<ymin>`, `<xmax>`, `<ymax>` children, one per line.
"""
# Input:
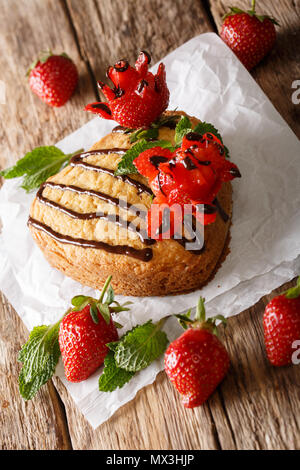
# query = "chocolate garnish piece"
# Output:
<box><xmin>137</xmin><ymin>79</ymin><xmax>148</xmax><ymax>93</ymax></box>
<box><xmin>89</xmin><ymin>103</ymin><xmax>112</xmax><ymax>115</ymax></box>
<box><xmin>140</xmin><ymin>50</ymin><xmax>151</xmax><ymax>64</ymax></box>
<box><xmin>114</xmin><ymin>85</ymin><xmax>125</xmax><ymax>98</ymax></box>
<box><xmin>114</xmin><ymin>60</ymin><xmax>129</xmax><ymax>72</ymax></box>
<box><xmin>183</xmin><ymin>156</ymin><xmax>197</xmax><ymax>170</ymax></box>
<box><xmin>230</xmin><ymin>167</ymin><xmax>241</xmax><ymax>178</ymax></box>
<box><xmin>149</xmin><ymin>155</ymin><xmax>169</xmax><ymax>169</ymax></box>
<box><xmin>185</xmin><ymin>132</ymin><xmax>203</xmax><ymax>142</ymax></box>
<box><xmin>214</xmin><ymin>198</ymin><xmax>229</xmax><ymax>223</ymax></box>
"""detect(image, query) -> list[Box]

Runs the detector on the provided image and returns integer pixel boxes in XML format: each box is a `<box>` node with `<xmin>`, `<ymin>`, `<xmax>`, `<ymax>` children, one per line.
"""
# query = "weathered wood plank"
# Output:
<box><xmin>0</xmin><ymin>0</ymin><xmax>95</xmax><ymax>170</ymax></box>
<box><xmin>209</xmin><ymin>0</ymin><xmax>300</xmax><ymax>138</ymax></box>
<box><xmin>0</xmin><ymin>0</ymin><xmax>96</xmax><ymax>450</ymax></box>
<box><xmin>210</xmin><ymin>280</ymin><xmax>300</xmax><ymax>450</ymax></box>
<box><xmin>0</xmin><ymin>293</ymin><xmax>72</xmax><ymax>450</ymax></box>
<box><xmin>65</xmin><ymin>0</ymin><xmax>214</xmax><ymax>82</ymax></box>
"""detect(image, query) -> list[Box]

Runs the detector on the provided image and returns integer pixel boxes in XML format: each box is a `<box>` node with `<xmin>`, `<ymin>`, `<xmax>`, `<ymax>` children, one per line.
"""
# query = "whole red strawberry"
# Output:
<box><xmin>59</xmin><ymin>304</ymin><xmax>118</xmax><ymax>382</ymax></box>
<box><xmin>165</xmin><ymin>298</ymin><xmax>230</xmax><ymax>408</ymax></box>
<box><xmin>59</xmin><ymin>277</ymin><xmax>121</xmax><ymax>382</ymax></box>
<box><xmin>85</xmin><ymin>51</ymin><xmax>169</xmax><ymax>128</ymax></box>
<box><xmin>220</xmin><ymin>1</ymin><xmax>279</xmax><ymax>70</ymax></box>
<box><xmin>263</xmin><ymin>277</ymin><xmax>300</xmax><ymax>367</ymax></box>
<box><xmin>28</xmin><ymin>51</ymin><xmax>78</xmax><ymax>107</ymax></box>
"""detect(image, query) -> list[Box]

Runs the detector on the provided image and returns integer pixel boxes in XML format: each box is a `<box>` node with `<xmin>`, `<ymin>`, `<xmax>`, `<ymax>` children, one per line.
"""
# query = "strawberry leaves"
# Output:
<box><xmin>223</xmin><ymin>1</ymin><xmax>280</xmax><ymax>26</ymax></box>
<box><xmin>176</xmin><ymin>297</ymin><xmax>227</xmax><ymax>336</ymax></box>
<box><xmin>0</xmin><ymin>146</ymin><xmax>83</xmax><ymax>192</ymax></box>
<box><xmin>71</xmin><ymin>276</ymin><xmax>129</xmax><ymax>325</ymax></box>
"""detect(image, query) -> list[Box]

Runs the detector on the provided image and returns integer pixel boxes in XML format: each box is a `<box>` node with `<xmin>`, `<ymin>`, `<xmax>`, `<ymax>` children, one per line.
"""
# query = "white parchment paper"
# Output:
<box><xmin>0</xmin><ymin>33</ymin><xmax>299</xmax><ymax>429</ymax></box>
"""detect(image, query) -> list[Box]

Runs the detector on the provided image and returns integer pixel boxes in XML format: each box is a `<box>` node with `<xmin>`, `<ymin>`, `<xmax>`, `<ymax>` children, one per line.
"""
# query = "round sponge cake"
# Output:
<box><xmin>28</xmin><ymin>112</ymin><xmax>232</xmax><ymax>296</ymax></box>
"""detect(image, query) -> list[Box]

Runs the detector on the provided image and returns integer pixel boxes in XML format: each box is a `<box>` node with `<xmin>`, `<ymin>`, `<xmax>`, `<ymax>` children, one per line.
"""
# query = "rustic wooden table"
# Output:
<box><xmin>0</xmin><ymin>0</ymin><xmax>299</xmax><ymax>450</ymax></box>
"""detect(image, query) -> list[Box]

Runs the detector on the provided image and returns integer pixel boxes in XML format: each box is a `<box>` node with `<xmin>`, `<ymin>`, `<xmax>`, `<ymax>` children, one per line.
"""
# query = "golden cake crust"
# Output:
<box><xmin>29</xmin><ymin>112</ymin><xmax>232</xmax><ymax>296</ymax></box>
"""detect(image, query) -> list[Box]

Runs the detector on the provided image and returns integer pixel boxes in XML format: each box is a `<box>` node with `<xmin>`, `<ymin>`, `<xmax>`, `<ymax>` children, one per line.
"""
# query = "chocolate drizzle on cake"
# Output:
<box><xmin>28</xmin><ymin>217</ymin><xmax>153</xmax><ymax>261</ymax></box>
<box><xmin>70</xmin><ymin>150</ymin><xmax>153</xmax><ymax>195</ymax></box>
<box><xmin>29</xmin><ymin>148</ymin><xmax>228</xmax><ymax>262</ymax></box>
<box><xmin>213</xmin><ymin>198</ymin><xmax>229</xmax><ymax>223</ymax></box>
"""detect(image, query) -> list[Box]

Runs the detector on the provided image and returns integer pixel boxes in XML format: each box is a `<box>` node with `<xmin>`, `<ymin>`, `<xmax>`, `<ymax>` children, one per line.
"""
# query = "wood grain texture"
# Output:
<box><xmin>0</xmin><ymin>0</ymin><xmax>300</xmax><ymax>450</ymax></box>
<box><xmin>65</xmin><ymin>0</ymin><xmax>213</xmax><ymax>82</ymax></box>
<box><xmin>0</xmin><ymin>293</ymin><xmax>71</xmax><ymax>450</ymax></box>
<box><xmin>0</xmin><ymin>0</ymin><xmax>95</xmax><ymax>170</ymax></box>
<box><xmin>0</xmin><ymin>0</ymin><xmax>95</xmax><ymax>450</ymax></box>
<box><xmin>209</xmin><ymin>0</ymin><xmax>300</xmax><ymax>138</ymax></box>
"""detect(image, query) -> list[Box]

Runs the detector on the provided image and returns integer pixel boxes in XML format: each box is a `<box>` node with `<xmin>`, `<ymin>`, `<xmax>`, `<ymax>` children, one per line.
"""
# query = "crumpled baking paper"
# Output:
<box><xmin>0</xmin><ymin>33</ymin><xmax>299</xmax><ymax>429</ymax></box>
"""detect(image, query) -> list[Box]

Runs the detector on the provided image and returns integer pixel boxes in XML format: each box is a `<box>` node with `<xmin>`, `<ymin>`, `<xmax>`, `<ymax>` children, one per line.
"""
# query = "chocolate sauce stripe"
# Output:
<box><xmin>28</xmin><ymin>217</ymin><xmax>153</xmax><ymax>262</ymax></box>
<box><xmin>40</xmin><ymin>181</ymin><xmax>147</xmax><ymax>219</ymax></box>
<box><xmin>37</xmin><ymin>189</ymin><xmax>154</xmax><ymax>246</ymax></box>
<box><xmin>213</xmin><ymin>197</ymin><xmax>230</xmax><ymax>223</ymax></box>
<box><xmin>70</xmin><ymin>149</ymin><xmax>153</xmax><ymax>196</ymax></box>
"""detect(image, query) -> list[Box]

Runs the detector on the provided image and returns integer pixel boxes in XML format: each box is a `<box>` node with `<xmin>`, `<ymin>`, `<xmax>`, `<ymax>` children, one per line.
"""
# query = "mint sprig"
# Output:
<box><xmin>18</xmin><ymin>320</ymin><xmax>62</xmax><ymax>400</ymax></box>
<box><xmin>0</xmin><ymin>146</ymin><xmax>83</xmax><ymax>192</ymax></box>
<box><xmin>99</xmin><ymin>318</ymin><xmax>169</xmax><ymax>392</ymax></box>
<box><xmin>98</xmin><ymin>351</ymin><xmax>135</xmax><ymax>392</ymax></box>
<box><xmin>128</xmin><ymin>114</ymin><xmax>180</xmax><ymax>144</ymax></box>
<box><xmin>115</xmin><ymin>139</ymin><xmax>174</xmax><ymax>176</ymax></box>
<box><xmin>114</xmin><ymin>319</ymin><xmax>168</xmax><ymax>371</ymax></box>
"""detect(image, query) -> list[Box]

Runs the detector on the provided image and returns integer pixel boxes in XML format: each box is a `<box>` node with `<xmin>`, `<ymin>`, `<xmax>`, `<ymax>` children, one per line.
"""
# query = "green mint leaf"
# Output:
<box><xmin>152</xmin><ymin>113</ymin><xmax>180</xmax><ymax>129</ymax></box>
<box><xmin>98</xmin><ymin>351</ymin><xmax>135</xmax><ymax>392</ymax></box>
<box><xmin>18</xmin><ymin>322</ymin><xmax>61</xmax><ymax>400</ymax></box>
<box><xmin>115</xmin><ymin>139</ymin><xmax>174</xmax><ymax>176</ymax></box>
<box><xmin>175</xmin><ymin>115</ymin><xmax>192</xmax><ymax>146</ymax></box>
<box><xmin>0</xmin><ymin>146</ymin><xmax>82</xmax><ymax>192</ymax></box>
<box><xmin>114</xmin><ymin>320</ymin><xmax>168</xmax><ymax>372</ymax></box>
<box><xmin>107</xmin><ymin>341</ymin><xmax>120</xmax><ymax>352</ymax></box>
<box><xmin>129</xmin><ymin>127</ymin><xmax>159</xmax><ymax>143</ymax></box>
<box><xmin>0</xmin><ymin>146</ymin><xmax>64</xmax><ymax>178</ymax></box>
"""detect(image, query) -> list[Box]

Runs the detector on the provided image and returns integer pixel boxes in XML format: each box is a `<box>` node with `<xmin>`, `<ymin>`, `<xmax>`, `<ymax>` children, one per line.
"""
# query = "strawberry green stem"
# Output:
<box><xmin>156</xmin><ymin>317</ymin><xmax>167</xmax><ymax>329</ymax></box>
<box><xmin>194</xmin><ymin>297</ymin><xmax>206</xmax><ymax>322</ymax></box>
<box><xmin>68</xmin><ymin>148</ymin><xmax>84</xmax><ymax>160</ymax></box>
<box><xmin>285</xmin><ymin>276</ymin><xmax>300</xmax><ymax>299</ymax></box>
<box><xmin>99</xmin><ymin>275</ymin><xmax>113</xmax><ymax>303</ymax></box>
<box><xmin>251</xmin><ymin>0</ymin><xmax>256</xmax><ymax>12</ymax></box>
